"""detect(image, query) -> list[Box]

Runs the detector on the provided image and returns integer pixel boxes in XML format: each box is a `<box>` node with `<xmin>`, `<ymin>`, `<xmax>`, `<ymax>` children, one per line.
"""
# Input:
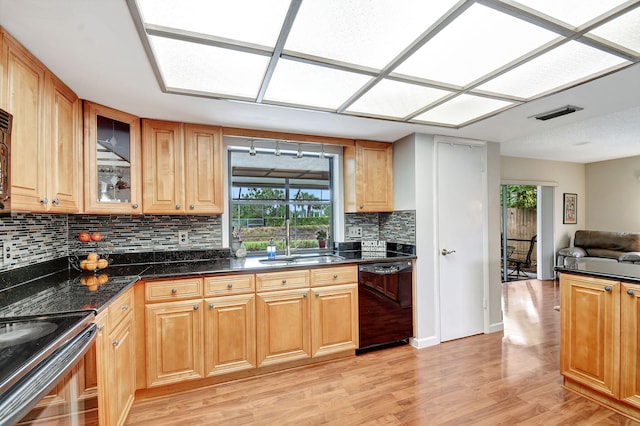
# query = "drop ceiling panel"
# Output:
<box><xmin>137</xmin><ymin>0</ymin><xmax>290</xmax><ymax>47</ymax></box>
<box><xmin>474</xmin><ymin>41</ymin><xmax>631</xmax><ymax>99</ymax></box>
<box><xmin>511</xmin><ymin>0</ymin><xmax>631</xmax><ymax>27</ymax></box>
<box><xmin>149</xmin><ymin>36</ymin><xmax>270</xmax><ymax>99</ymax></box>
<box><xmin>411</xmin><ymin>95</ymin><xmax>515</xmax><ymax>126</ymax></box>
<box><xmin>589</xmin><ymin>7</ymin><xmax>640</xmax><ymax>54</ymax></box>
<box><xmin>393</xmin><ymin>3</ymin><xmax>559</xmax><ymax>87</ymax></box>
<box><xmin>284</xmin><ymin>0</ymin><xmax>459</xmax><ymax>70</ymax></box>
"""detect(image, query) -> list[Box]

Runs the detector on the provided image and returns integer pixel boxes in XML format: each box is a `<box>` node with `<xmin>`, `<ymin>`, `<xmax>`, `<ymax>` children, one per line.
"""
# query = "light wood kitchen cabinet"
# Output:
<box><xmin>620</xmin><ymin>282</ymin><xmax>640</xmax><ymax>409</ymax></box>
<box><xmin>343</xmin><ymin>140</ymin><xmax>393</xmax><ymax>213</ymax></box>
<box><xmin>560</xmin><ymin>274</ymin><xmax>620</xmax><ymax>398</ymax></box>
<box><xmin>204</xmin><ymin>293</ymin><xmax>256</xmax><ymax>376</ymax></box>
<box><xmin>310</xmin><ymin>283</ymin><xmax>358</xmax><ymax>357</ymax></box>
<box><xmin>95</xmin><ymin>288</ymin><xmax>136</xmax><ymax>426</ymax></box>
<box><xmin>142</xmin><ymin>119</ymin><xmax>223</xmax><ymax>214</ymax></box>
<box><xmin>83</xmin><ymin>101</ymin><xmax>142</xmax><ymax>214</ymax></box>
<box><xmin>145</xmin><ymin>297</ymin><xmax>204</xmax><ymax>387</ymax></box>
<box><xmin>1</xmin><ymin>30</ymin><xmax>82</xmax><ymax>213</ymax></box>
<box><xmin>256</xmin><ymin>288</ymin><xmax>311</xmax><ymax>367</ymax></box>
<box><xmin>560</xmin><ymin>273</ymin><xmax>640</xmax><ymax>421</ymax></box>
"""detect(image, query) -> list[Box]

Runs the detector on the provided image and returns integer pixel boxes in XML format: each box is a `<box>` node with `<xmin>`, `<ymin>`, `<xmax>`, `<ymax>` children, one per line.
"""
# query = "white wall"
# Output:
<box><xmin>585</xmin><ymin>155</ymin><xmax>640</xmax><ymax>232</ymax></box>
<box><xmin>501</xmin><ymin>156</ymin><xmax>585</xmax><ymax>250</ymax></box>
<box><xmin>393</xmin><ymin>134</ymin><xmax>417</xmax><ymax>211</ymax></box>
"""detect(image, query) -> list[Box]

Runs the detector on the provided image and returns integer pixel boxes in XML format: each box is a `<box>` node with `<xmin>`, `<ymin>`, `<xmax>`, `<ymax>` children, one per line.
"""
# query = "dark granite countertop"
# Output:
<box><xmin>1</xmin><ymin>246</ymin><xmax>416</xmax><ymax>317</ymax></box>
<box><xmin>555</xmin><ymin>259</ymin><xmax>640</xmax><ymax>283</ymax></box>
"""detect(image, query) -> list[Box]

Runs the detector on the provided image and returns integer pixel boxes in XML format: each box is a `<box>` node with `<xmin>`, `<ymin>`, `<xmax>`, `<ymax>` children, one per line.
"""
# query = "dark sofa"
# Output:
<box><xmin>557</xmin><ymin>230</ymin><xmax>640</xmax><ymax>265</ymax></box>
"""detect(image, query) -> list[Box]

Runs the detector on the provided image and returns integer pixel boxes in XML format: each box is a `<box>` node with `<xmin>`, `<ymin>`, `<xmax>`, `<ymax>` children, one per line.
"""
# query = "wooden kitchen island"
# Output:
<box><xmin>556</xmin><ymin>260</ymin><xmax>640</xmax><ymax>422</ymax></box>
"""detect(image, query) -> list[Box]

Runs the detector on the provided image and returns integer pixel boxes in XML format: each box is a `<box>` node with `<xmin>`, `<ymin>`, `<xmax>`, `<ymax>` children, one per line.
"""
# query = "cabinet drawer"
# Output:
<box><xmin>310</xmin><ymin>265</ymin><xmax>358</xmax><ymax>287</ymax></box>
<box><xmin>204</xmin><ymin>274</ymin><xmax>255</xmax><ymax>296</ymax></box>
<box><xmin>256</xmin><ymin>270</ymin><xmax>309</xmax><ymax>291</ymax></box>
<box><xmin>109</xmin><ymin>288</ymin><xmax>134</xmax><ymax>330</ymax></box>
<box><xmin>145</xmin><ymin>278</ymin><xmax>203</xmax><ymax>302</ymax></box>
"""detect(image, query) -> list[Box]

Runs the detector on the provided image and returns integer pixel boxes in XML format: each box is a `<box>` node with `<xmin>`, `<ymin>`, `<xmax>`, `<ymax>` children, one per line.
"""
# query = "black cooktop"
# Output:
<box><xmin>0</xmin><ymin>310</ymin><xmax>95</xmax><ymax>394</ymax></box>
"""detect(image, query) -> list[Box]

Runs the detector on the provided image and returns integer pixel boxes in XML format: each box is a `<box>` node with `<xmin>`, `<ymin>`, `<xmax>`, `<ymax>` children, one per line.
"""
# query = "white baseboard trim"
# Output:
<box><xmin>410</xmin><ymin>336</ymin><xmax>439</xmax><ymax>349</ymax></box>
<box><xmin>488</xmin><ymin>321</ymin><xmax>504</xmax><ymax>334</ymax></box>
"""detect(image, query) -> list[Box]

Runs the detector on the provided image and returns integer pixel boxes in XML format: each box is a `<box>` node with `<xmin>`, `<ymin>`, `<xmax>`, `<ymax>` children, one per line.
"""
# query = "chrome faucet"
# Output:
<box><xmin>285</xmin><ymin>219</ymin><xmax>292</xmax><ymax>257</ymax></box>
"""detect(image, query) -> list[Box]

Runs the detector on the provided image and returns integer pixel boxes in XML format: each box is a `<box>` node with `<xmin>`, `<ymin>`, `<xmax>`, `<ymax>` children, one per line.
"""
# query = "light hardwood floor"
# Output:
<box><xmin>126</xmin><ymin>279</ymin><xmax>639</xmax><ymax>425</ymax></box>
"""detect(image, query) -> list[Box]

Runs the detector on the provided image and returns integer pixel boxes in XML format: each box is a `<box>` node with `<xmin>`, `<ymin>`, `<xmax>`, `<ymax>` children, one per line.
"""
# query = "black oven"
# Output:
<box><xmin>0</xmin><ymin>310</ymin><xmax>97</xmax><ymax>426</ymax></box>
<box><xmin>357</xmin><ymin>261</ymin><xmax>413</xmax><ymax>353</ymax></box>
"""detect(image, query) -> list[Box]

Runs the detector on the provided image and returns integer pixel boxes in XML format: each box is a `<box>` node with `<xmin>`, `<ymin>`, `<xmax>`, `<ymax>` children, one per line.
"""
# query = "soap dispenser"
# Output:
<box><xmin>267</xmin><ymin>239</ymin><xmax>276</xmax><ymax>258</ymax></box>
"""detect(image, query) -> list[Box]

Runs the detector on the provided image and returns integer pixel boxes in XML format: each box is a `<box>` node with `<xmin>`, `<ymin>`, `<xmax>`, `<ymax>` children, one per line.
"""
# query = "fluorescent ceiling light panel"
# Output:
<box><xmin>411</xmin><ymin>95</ymin><xmax>514</xmax><ymax>126</ymax></box>
<box><xmin>512</xmin><ymin>0</ymin><xmax>630</xmax><ymax>27</ymax></box>
<box><xmin>263</xmin><ymin>59</ymin><xmax>372</xmax><ymax>110</ymax></box>
<box><xmin>475</xmin><ymin>41</ymin><xmax>630</xmax><ymax>99</ymax></box>
<box><xmin>394</xmin><ymin>4</ymin><xmax>558</xmax><ymax>87</ymax></box>
<box><xmin>150</xmin><ymin>36</ymin><xmax>270</xmax><ymax>99</ymax></box>
<box><xmin>138</xmin><ymin>0</ymin><xmax>290</xmax><ymax>47</ymax></box>
<box><xmin>589</xmin><ymin>7</ymin><xmax>640</xmax><ymax>54</ymax></box>
<box><xmin>284</xmin><ymin>0</ymin><xmax>459</xmax><ymax>70</ymax></box>
<box><xmin>345</xmin><ymin>79</ymin><xmax>452</xmax><ymax>119</ymax></box>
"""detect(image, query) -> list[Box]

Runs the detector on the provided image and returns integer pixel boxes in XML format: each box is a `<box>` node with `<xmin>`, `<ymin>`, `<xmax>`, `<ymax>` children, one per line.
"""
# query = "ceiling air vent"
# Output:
<box><xmin>531</xmin><ymin>105</ymin><xmax>583</xmax><ymax>121</ymax></box>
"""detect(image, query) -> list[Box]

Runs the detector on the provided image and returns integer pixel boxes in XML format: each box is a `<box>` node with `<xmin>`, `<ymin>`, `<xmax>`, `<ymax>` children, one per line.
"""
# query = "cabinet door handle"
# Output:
<box><xmin>315</xmin><ymin>292</ymin><xmax>320</xmax><ymax>297</ymax></box>
<box><xmin>121</xmin><ymin>304</ymin><xmax>128</xmax><ymax>310</ymax></box>
<box><xmin>359</xmin><ymin>205</ymin><xmax>364</xmax><ymax>209</ymax></box>
<box><xmin>282</xmin><ymin>279</ymin><xmax>287</xmax><ymax>284</ymax></box>
<box><xmin>171</xmin><ymin>288</ymin><xmax>178</xmax><ymax>294</ymax></box>
<box><xmin>40</xmin><ymin>197</ymin><xmax>48</xmax><ymax>205</ymax></box>
<box><xmin>190</xmin><ymin>204</ymin><xmax>195</xmax><ymax>210</ymax></box>
<box><xmin>227</xmin><ymin>283</ymin><xmax>233</xmax><ymax>288</ymax></box>
<box><xmin>97</xmin><ymin>325</ymin><xmax>104</xmax><ymax>332</ymax></box>
<box><xmin>333</xmin><ymin>274</ymin><xmax>338</xmax><ymax>279</ymax></box>
<box><xmin>303</xmin><ymin>292</ymin><xmax>307</xmax><ymax>298</ymax></box>
<box><xmin>132</xmin><ymin>203</ymin><xmax>139</xmax><ymax>209</ymax></box>
<box><xmin>628</xmin><ymin>289</ymin><xmax>635</xmax><ymax>296</ymax></box>
<box><xmin>112</xmin><ymin>340</ymin><xmax>119</xmax><ymax>347</ymax></box>
<box><xmin>604</xmin><ymin>286</ymin><xmax>612</xmax><ymax>292</ymax></box>
<box><xmin>176</xmin><ymin>204</ymin><xmax>181</xmax><ymax>210</ymax></box>
<box><xmin>209</xmin><ymin>303</ymin><xmax>214</xmax><ymax>309</ymax></box>
<box><xmin>52</xmin><ymin>198</ymin><xmax>60</xmax><ymax>205</ymax></box>
<box><xmin>193</xmin><ymin>305</ymin><xmax>199</xmax><ymax>310</ymax></box>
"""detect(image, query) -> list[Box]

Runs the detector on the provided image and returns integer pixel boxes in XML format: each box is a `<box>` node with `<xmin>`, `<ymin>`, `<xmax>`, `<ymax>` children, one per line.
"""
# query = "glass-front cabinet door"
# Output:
<box><xmin>83</xmin><ymin>101</ymin><xmax>141</xmax><ymax>213</ymax></box>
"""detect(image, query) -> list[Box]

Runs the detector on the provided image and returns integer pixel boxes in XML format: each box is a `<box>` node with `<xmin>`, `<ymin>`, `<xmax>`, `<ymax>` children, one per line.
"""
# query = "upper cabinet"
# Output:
<box><xmin>142</xmin><ymin>119</ymin><xmax>224</xmax><ymax>215</ymax></box>
<box><xmin>83</xmin><ymin>101</ymin><xmax>142</xmax><ymax>214</ymax></box>
<box><xmin>1</xmin><ymin>29</ymin><xmax>82</xmax><ymax>213</ymax></box>
<box><xmin>343</xmin><ymin>140</ymin><xmax>393</xmax><ymax>213</ymax></box>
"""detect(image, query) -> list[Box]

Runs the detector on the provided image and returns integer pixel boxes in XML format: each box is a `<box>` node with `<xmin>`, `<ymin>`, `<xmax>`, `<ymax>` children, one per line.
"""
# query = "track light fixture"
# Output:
<box><xmin>320</xmin><ymin>144</ymin><xmax>326</xmax><ymax>159</ymax></box>
<box><xmin>275</xmin><ymin>140</ymin><xmax>281</xmax><ymax>156</ymax></box>
<box><xmin>296</xmin><ymin>143</ymin><xmax>304</xmax><ymax>158</ymax></box>
<box><xmin>249</xmin><ymin>140</ymin><xmax>256</xmax><ymax>156</ymax></box>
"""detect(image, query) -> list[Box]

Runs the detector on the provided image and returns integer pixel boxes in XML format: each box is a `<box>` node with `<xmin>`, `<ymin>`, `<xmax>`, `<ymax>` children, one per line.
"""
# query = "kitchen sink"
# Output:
<box><xmin>258</xmin><ymin>254</ymin><xmax>345</xmax><ymax>265</ymax></box>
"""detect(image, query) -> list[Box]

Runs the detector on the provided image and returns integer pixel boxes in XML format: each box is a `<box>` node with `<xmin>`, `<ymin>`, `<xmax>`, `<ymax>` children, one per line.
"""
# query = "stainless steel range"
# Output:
<box><xmin>0</xmin><ymin>310</ymin><xmax>97</xmax><ymax>426</ymax></box>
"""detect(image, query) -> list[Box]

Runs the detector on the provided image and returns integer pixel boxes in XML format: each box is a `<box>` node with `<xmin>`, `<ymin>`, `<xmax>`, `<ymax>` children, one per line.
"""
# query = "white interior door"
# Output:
<box><xmin>437</xmin><ymin>142</ymin><xmax>485</xmax><ymax>342</ymax></box>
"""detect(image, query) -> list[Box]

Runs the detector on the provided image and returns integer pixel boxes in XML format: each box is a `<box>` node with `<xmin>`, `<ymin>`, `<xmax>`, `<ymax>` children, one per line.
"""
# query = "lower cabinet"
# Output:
<box><xmin>256</xmin><ymin>288</ymin><xmax>311</xmax><ymax>367</ymax></box>
<box><xmin>145</xmin><ymin>299</ymin><xmax>204</xmax><ymax>387</ymax></box>
<box><xmin>560</xmin><ymin>273</ymin><xmax>640</xmax><ymax>421</ymax></box>
<box><xmin>204</xmin><ymin>293</ymin><xmax>256</xmax><ymax>375</ymax></box>
<box><xmin>311</xmin><ymin>284</ymin><xmax>358</xmax><ymax>357</ymax></box>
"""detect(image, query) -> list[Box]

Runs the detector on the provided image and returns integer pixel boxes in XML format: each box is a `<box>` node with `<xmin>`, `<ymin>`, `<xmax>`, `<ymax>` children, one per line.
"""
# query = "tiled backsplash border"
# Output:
<box><xmin>345</xmin><ymin>210</ymin><xmax>416</xmax><ymax>245</ymax></box>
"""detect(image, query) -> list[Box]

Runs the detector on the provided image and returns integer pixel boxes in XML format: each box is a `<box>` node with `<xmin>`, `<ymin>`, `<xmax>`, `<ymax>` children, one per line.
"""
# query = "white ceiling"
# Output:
<box><xmin>0</xmin><ymin>0</ymin><xmax>639</xmax><ymax>164</ymax></box>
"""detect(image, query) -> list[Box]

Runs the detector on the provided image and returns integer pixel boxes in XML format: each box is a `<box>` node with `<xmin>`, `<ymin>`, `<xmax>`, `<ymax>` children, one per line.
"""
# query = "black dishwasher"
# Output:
<box><xmin>357</xmin><ymin>261</ymin><xmax>413</xmax><ymax>353</ymax></box>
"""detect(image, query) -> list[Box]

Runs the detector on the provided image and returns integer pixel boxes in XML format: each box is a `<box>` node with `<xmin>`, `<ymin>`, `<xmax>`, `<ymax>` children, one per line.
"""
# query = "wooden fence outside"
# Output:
<box><xmin>504</xmin><ymin>208</ymin><xmax>537</xmax><ymax>264</ymax></box>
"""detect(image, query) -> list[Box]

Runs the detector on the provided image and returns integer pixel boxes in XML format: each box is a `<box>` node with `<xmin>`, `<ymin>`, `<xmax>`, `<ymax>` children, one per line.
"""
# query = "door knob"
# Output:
<box><xmin>441</xmin><ymin>249</ymin><xmax>456</xmax><ymax>256</ymax></box>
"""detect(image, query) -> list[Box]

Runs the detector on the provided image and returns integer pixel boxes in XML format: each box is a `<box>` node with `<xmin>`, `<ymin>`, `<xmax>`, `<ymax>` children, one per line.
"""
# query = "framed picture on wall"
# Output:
<box><xmin>563</xmin><ymin>193</ymin><xmax>577</xmax><ymax>224</ymax></box>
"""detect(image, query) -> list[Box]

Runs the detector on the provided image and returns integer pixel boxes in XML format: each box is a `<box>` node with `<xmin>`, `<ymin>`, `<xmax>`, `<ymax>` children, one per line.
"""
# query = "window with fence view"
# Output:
<box><xmin>229</xmin><ymin>148</ymin><xmax>333</xmax><ymax>253</ymax></box>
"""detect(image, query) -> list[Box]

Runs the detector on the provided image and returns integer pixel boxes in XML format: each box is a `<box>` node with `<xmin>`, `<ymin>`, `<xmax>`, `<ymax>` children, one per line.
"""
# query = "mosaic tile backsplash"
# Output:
<box><xmin>0</xmin><ymin>213</ymin><xmax>223</xmax><ymax>272</ymax></box>
<box><xmin>345</xmin><ymin>210</ymin><xmax>416</xmax><ymax>244</ymax></box>
<box><xmin>0</xmin><ymin>214</ymin><xmax>69</xmax><ymax>272</ymax></box>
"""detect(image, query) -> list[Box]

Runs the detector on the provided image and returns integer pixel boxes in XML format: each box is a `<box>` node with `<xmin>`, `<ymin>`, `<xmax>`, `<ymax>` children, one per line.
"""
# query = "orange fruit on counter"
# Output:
<box><xmin>84</xmin><ymin>260</ymin><xmax>97</xmax><ymax>271</ymax></box>
<box><xmin>86</xmin><ymin>253</ymin><xmax>99</xmax><ymax>262</ymax></box>
<box><xmin>79</xmin><ymin>259</ymin><xmax>88</xmax><ymax>270</ymax></box>
<box><xmin>90</xmin><ymin>232</ymin><xmax>103</xmax><ymax>242</ymax></box>
<box><xmin>78</xmin><ymin>232</ymin><xmax>91</xmax><ymax>242</ymax></box>
<box><xmin>97</xmin><ymin>258</ymin><xmax>109</xmax><ymax>269</ymax></box>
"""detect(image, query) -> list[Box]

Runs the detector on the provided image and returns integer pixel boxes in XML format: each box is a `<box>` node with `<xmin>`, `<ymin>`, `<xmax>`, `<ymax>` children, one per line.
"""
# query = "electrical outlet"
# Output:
<box><xmin>178</xmin><ymin>230</ymin><xmax>189</xmax><ymax>245</ymax></box>
<box><xmin>347</xmin><ymin>226</ymin><xmax>362</xmax><ymax>238</ymax></box>
<box><xmin>2</xmin><ymin>242</ymin><xmax>10</xmax><ymax>264</ymax></box>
